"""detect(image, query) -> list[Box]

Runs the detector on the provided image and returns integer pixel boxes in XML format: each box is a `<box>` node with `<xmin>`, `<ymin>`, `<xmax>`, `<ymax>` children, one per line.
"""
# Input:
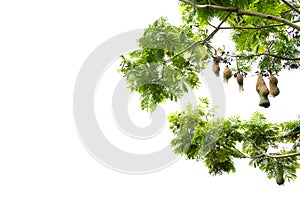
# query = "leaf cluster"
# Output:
<box><xmin>168</xmin><ymin>100</ymin><xmax>300</xmax><ymax>184</ymax></box>
<box><xmin>119</xmin><ymin>17</ymin><xmax>209</xmax><ymax>111</ymax></box>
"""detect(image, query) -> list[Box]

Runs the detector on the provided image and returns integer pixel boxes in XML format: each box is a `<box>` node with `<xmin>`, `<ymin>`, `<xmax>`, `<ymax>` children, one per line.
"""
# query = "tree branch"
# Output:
<box><xmin>251</xmin><ymin>141</ymin><xmax>300</xmax><ymax>159</ymax></box>
<box><xmin>227</xmin><ymin>52</ymin><xmax>300</xmax><ymax>61</ymax></box>
<box><xmin>264</xmin><ymin>131</ymin><xmax>300</xmax><ymax>139</ymax></box>
<box><xmin>281</xmin><ymin>0</ymin><xmax>300</xmax><ymax>15</ymax></box>
<box><xmin>204</xmin><ymin>44</ymin><xmax>300</xmax><ymax>61</ymax></box>
<box><xmin>225</xmin><ymin>145</ymin><xmax>300</xmax><ymax>159</ymax></box>
<box><xmin>207</xmin><ymin>20</ymin><xmax>300</xmax><ymax>30</ymax></box>
<box><xmin>179</xmin><ymin>0</ymin><xmax>300</xmax><ymax>31</ymax></box>
<box><xmin>245</xmin><ymin>151</ymin><xmax>300</xmax><ymax>159</ymax></box>
<box><xmin>263</xmin><ymin>151</ymin><xmax>300</xmax><ymax>159</ymax></box>
<box><xmin>164</xmin><ymin>12</ymin><xmax>232</xmax><ymax>63</ymax></box>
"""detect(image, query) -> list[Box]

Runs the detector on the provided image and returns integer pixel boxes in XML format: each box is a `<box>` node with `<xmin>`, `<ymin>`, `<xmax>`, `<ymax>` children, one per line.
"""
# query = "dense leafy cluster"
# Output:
<box><xmin>169</xmin><ymin>98</ymin><xmax>300</xmax><ymax>184</ymax></box>
<box><xmin>118</xmin><ymin>0</ymin><xmax>300</xmax><ymax>184</ymax></box>
<box><xmin>119</xmin><ymin>17</ymin><xmax>209</xmax><ymax>111</ymax></box>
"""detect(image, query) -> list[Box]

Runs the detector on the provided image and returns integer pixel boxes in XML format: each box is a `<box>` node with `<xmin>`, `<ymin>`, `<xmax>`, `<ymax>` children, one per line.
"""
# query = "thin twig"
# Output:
<box><xmin>282</xmin><ymin>6</ymin><xmax>300</xmax><ymax>14</ymax></box>
<box><xmin>281</xmin><ymin>0</ymin><xmax>300</xmax><ymax>15</ymax></box>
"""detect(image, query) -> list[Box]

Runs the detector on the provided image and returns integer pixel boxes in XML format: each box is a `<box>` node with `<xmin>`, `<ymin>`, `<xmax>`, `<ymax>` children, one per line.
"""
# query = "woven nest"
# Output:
<box><xmin>223</xmin><ymin>65</ymin><xmax>232</xmax><ymax>83</ymax></box>
<box><xmin>275</xmin><ymin>161</ymin><xmax>284</xmax><ymax>185</ymax></box>
<box><xmin>269</xmin><ymin>74</ymin><xmax>280</xmax><ymax>97</ymax></box>
<box><xmin>236</xmin><ymin>70</ymin><xmax>244</xmax><ymax>91</ymax></box>
<box><xmin>256</xmin><ymin>73</ymin><xmax>270</xmax><ymax>108</ymax></box>
<box><xmin>212</xmin><ymin>61</ymin><xmax>220</xmax><ymax>77</ymax></box>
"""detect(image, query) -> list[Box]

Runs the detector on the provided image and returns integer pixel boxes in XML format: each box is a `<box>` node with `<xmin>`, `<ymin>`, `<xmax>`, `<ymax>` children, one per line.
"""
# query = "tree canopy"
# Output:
<box><xmin>118</xmin><ymin>0</ymin><xmax>300</xmax><ymax>185</ymax></box>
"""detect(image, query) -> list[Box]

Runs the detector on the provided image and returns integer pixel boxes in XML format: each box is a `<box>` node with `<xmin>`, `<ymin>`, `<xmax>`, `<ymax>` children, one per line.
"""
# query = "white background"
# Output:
<box><xmin>1</xmin><ymin>0</ymin><xmax>300</xmax><ymax>199</ymax></box>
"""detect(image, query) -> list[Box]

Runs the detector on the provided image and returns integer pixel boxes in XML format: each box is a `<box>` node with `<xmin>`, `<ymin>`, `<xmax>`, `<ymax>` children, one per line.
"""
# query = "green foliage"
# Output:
<box><xmin>168</xmin><ymin>97</ymin><xmax>212</xmax><ymax>155</ymax></box>
<box><xmin>168</xmin><ymin>99</ymin><xmax>300</xmax><ymax>184</ymax></box>
<box><xmin>118</xmin><ymin>0</ymin><xmax>300</xmax><ymax>184</ymax></box>
<box><xmin>120</xmin><ymin>17</ymin><xmax>208</xmax><ymax>111</ymax></box>
<box><xmin>180</xmin><ymin>0</ymin><xmax>300</xmax><ymax>72</ymax></box>
<box><xmin>241</xmin><ymin>111</ymin><xmax>279</xmax><ymax>157</ymax></box>
<box><xmin>119</xmin><ymin>0</ymin><xmax>300</xmax><ymax>111</ymax></box>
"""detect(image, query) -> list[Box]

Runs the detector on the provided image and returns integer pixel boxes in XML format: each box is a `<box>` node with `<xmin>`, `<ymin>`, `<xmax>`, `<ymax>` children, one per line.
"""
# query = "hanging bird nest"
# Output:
<box><xmin>274</xmin><ymin>161</ymin><xmax>284</xmax><ymax>185</ymax></box>
<box><xmin>212</xmin><ymin>62</ymin><xmax>220</xmax><ymax>77</ymax></box>
<box><xmin>212</xmin><ymin>55</ymin><xmax>221</xmax><ymax>77</ymax></box>
<box><xmin>236</xmin><ymin>70</ymin><xmax>244</xmax><ymax>91</ymax></box>
<box><xmin>269</xmin><ymin>74</ymin><xmax>280</xmax><ymax>97</ymax></box>
<box><xmin>223</xmin><ymin>65</ymin><xmax>232</xmax><ymax>83</ymax></box>
<box><xmin>256</xmin><ymin>73</ymin><xmax>270</xmax><ymax>108</ymax></box>
<box><xmin>213</xmin><ymin>55</ymin><xmax>221</xmax><ymax>63</ymax></box>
